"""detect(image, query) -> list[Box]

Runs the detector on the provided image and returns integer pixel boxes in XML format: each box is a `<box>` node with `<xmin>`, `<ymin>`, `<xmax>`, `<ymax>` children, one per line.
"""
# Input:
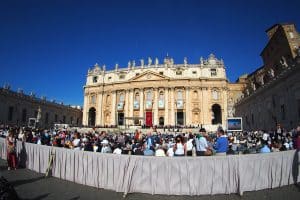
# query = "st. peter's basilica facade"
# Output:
<box><xmin>83</xmin><ymin>54</ymin><xmax>244</xmax><ymax>130</ymax></box>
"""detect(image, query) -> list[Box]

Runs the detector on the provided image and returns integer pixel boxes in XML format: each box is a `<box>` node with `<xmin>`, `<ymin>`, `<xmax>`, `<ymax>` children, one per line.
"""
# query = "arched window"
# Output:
<box><xmin>135</xmin><ymin>92</ymin><xmax>140</xmax><ymax>101</ymax></box>
<box><xmin>146</xmin><ymin>90</ymin><xmax>152</xmax><ymax>101</ymax></box>
<box><xmin>119</xmin><ymin>93</ymin><xmax>125</xmax><ymax>102</ymax></box>
<box><xmin>212</xmin><ymin>90</ymin><xmax>218</xmax><ymax>100</ymax></box>
<box><xmin>212</xmin><ymin>104</ymin><xmax>222</xmax><ymax>124</ymax></box>
<box><xmin>90</xmin><ymin>95</ymin><xmax>96</xmax><ymax>104</ymax></box>
<box><xmin>159</xmin><ymin>91</ymin><xmax>164</xmax><ymax>108</ymax></box>
<box><xmin>106</xmin><ymin>95</ymin><xmax>111</xmax><ymax>104</ymax></box>
<box><xmin>88</xmin><ymin>107</ymin><xmax>96</xmax><ymax>126</ymax></box>
<box><xmin>159</xmin><ymin>91</ymin><xmax>164</xmax><ymax>100</ymax></box>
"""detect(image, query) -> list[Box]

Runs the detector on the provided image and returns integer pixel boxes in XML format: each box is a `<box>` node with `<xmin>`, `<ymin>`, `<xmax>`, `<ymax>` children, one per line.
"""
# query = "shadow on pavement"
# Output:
<box><xmin>292</xmin><ymin>149</ymin><xmax>300</xmax><ymax>191</ymax></box>
<box><xmin>68</xmin><ymin>196</ymin><xmax>80</xmax><ymax>200</ymax></box>
<box><xmin>23</xmin><ymin>193</ymin><xmax>50</xmax><ymax>200</ymax></box>
<box><xmin>11</xmin><ymin>176</ymin><xmax>45</xmax><ymax>187</ymax></box>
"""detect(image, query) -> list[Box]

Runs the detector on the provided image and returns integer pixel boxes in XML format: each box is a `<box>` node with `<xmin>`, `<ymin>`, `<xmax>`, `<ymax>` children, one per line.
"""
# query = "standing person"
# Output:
<box><xmin>186</xmin><ymin>133</ymin><xmax>194</xmax><ymax>156</ymax></box>
<box><xmin>214</xmin><ymin>129</ymin><xmax>228</xmax><ymax>156</ymax></box>
<box><xmin>72</xmin><ymin>132</ymin><xmax>81</xmax><ymax>150</ymax></box>
<box><xmin>173</xmin><ymin>135</ymin><xmax>186</xmax><ymax>156</ymax></box>
<box><xmin>6</xmin><ymin>131</ymin><xmax>17</xmax><ymax>170</ymax></box>
<box><xmin>195</xmin><ymin>128</ymin><xmax>212</xmax><ymax>156</ymax></box>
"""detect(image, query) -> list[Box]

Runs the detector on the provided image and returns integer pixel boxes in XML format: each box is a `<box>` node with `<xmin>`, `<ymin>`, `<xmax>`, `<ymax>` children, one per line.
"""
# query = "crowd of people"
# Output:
<box><xmin>1</xmin><ymin>123</ymin><xmax>300</xmax><ymax>170</ymax></box>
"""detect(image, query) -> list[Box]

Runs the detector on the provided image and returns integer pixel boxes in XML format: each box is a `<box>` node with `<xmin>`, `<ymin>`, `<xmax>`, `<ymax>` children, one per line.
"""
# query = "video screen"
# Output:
<box><xmin>227</xmin><ymin>118</ymin><xmax>242</xmax><ymax>131</ymax></box>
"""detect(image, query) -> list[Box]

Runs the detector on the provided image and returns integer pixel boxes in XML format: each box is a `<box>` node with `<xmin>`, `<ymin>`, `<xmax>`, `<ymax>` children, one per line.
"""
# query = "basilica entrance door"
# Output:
<box><xmin>145</xmin><ymin>112</ymin><xmax>153</xmax><ymax>127</ymax></box>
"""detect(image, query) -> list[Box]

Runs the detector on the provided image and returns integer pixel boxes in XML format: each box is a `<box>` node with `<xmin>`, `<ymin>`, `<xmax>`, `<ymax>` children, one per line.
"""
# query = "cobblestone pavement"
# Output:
<box><xmin>0</xmin><ymin>159</ymin><xmax>299</xmax><ymax>200</ymax></box>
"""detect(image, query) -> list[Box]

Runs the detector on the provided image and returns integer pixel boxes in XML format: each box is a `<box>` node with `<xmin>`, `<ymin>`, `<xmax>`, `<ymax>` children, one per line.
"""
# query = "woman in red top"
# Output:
<box><xmin>6</xmin><ymin>131</ymin><xmax>17</xmax><ymax>170</ymax></box>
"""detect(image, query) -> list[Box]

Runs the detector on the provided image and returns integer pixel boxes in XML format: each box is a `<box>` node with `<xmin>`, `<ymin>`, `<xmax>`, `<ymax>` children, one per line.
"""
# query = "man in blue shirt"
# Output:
<box><xmin>260</xmin><ymin>140</ymin><xmax>271</xmax><ymax>153</ymax></box>
<box><xmin>214</xmin><ymin>129</ymin><xmax>228</xmax><ymax>156</ymax></box>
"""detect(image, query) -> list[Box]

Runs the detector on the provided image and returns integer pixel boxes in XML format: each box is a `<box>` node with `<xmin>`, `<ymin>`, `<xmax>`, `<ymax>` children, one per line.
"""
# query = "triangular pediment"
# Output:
<box><xmin>129</xmin><ymin>70</ymin><xmax>170</xmax><ymax>82</ymax></box>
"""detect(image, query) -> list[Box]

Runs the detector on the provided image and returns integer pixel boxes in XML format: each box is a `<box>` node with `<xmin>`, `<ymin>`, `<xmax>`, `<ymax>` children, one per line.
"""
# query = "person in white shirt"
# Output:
<box><xmin>195</xmin><ymin>128</ymin><xmax>212</xmax><ymax>156</ymax></box>
<box><xmin>113</xmin><ymin>144</ymin><xmax>122</xmax><ymax>155</ymax></box>
<box><xmin>72</xmin><ymin>133</ymin><xmax>81</xmax><ymax>151</ymax></box>
<box><xmin>101</xmin><ymin>139</ymin><xmax>112</xmax><ymax>153</ymax></box>
<box><xmin>155</xmin><ymin>145</ymin><xmax>166</xmax><ymax>157</ymax></box>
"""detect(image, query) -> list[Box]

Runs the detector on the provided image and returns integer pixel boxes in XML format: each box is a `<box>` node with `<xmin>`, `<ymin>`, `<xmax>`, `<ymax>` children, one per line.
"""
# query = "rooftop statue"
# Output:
<box><xmin>184</xmin><ymin>57</ymin><xmax>188</xmax><ymax>66</ymax></box>
<box><xmin>148</xmin><ymin>57</ymin><xmax>152</xmax><ymax>66</ymax></box>
<box><xmin>155</xmin><ymin>57</ymin><xmax>159</xmax><ymax>66</ymax></box>
<box><xmin>140</xmin><ymin>59</ymin><xmax>144</xmax><ymax>67</ymax></box>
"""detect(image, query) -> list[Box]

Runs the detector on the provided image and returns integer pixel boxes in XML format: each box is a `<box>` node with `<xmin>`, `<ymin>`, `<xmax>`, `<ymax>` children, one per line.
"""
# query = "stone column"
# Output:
<box><xmin>125</xmin><ymin>90</ymin><xmax>129</xmax><ymax>118</ymax></box>
<box><xmin>201</xmin><ymin>87</ymin><xmax>209</xmax><ymax>125</ymax></box>
<box><xmin>111</xmin><ymin>91</ymin><xmax>117</xmax><ymax>125</ymax></box>
<box><xmin>129</xmin><ymin>89</ymin><xmax>134</xmax><ymax>118</ymax></box>
<box><xmin>164</xmin><ymin>87</ymin><xmax>169</xmax><ymax>125</ymax></box>
<box><xmin>139</xmin><ymin>89</ymin><xmax>144</xmax><ymax>121</ymax></box>
<box><xmin>185</xmin><ymin>87</ymin><xmax>190</xmax><ymax>126</ymax></box>
<box><xmin>170</xmin><ymin>87</ymin><xmax>175</xmax><ymax>126</ymax></box>
<box><xmin>96</xmin><ymin>92</ymin><xmax>103</xmax><ymax>126</ymax></box>
<box><xmin>83</xmin><ymin>91</ymin><xmax>89</xmax><ymax>126</ymax></box>
<box><xmin>222</xmin><ymin>87</ymin><xmax>228</xmax><ymax>128</ymax></box>
<box><xmin>153</xmin><ymin>88</ymin><xmax>158</xmax><ymax>126</ymax></box>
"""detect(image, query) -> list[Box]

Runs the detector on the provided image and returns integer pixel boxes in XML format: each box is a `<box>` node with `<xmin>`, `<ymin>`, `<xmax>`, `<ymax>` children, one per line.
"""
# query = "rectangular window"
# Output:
<box><xmin>119</xmin><ymin>75</ymin><xmax>125</xmax><ymax>79</ymax></box>
<box><xmin>251</xmin><ymin>113</ymin><xmax>254</xmax><ymax>124</ymax></box>
<box><xmin>159</xmin><ymin>72</ymin><xmax>164</xmax><ymax>75</ymax></box>
<box><xmin>281</xmin><ymin>104</ymin><xmax>286</xmax><ymax>120</ymax></box>
<box><xmin>192</xmin><ymin>71</ymin><xmax>197</xmax><ymax>74</ymax></box>
<box><xmin>70</xmin><ymin>117</ymin><xmax>73</xmax><ymax>124</ymax></box>
<box><xmin>8</xmin><ymin>106</ymin><xmax>13</xmax><ymax>121</ymax></box>
<box><xmin>55</xmin><ymin>114</ymin><xmax>58</xmax><ymax>122</ymax></box>
<box><xmin>176</xmin><ymin>71</ymin><xmax>182</xmax><ymax>75</ymax></box>
<box><xmin>108</xmin><ymin>76</ymin><xmax>112</xmax><ymax>80</ymax></box>
<box><xmin>93</xmin><ymin>76</ymin><xmax>98</xmax><ymax>83</ymax></box>
<box><xmin>63</xmin><ymin>116</ymin><xmax>66</xmax><ymax>123</ymax></box>
<box><xmin>211</xmin><ymin>69</ymin><xmax>217</xmax><ymax>76</ymax></box>
<box><xmin>136</xmin><ymin>73</ymin><xmax>140</xmax><ymax>76</ymax></box>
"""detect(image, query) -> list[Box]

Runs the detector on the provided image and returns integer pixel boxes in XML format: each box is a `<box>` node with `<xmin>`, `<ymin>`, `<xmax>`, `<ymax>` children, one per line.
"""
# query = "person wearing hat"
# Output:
<box><xmin>195</xmin><ymin>128</ymin><xmax>212</xmax><ymax>156</ymax></box>
<box><xmin>101</xmin><ymin>139</ymin><xmax>112</xmax><ymax>153</ymax></box>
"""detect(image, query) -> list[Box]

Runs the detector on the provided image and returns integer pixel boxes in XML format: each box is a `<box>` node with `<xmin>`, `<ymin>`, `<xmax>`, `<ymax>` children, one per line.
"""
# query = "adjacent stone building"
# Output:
<box><xmin>235</xmin><ymin>23</ymin><xmax>300</xmax><ymax>131</ymax></box>
<box><xmin>0</xmin><ymin>87</ymin><xmax>82</xmax><ymax>128</ymax></box>
<box><xmin>83</xmin><ymin>54</ymin><xmax>244</xmax><ymax>130</ymax></box>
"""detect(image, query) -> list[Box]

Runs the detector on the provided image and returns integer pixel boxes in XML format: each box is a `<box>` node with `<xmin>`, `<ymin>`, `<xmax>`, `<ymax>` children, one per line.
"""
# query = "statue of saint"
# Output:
<box><xmin>132</xmin><ymin>60</ymin><xmax>136</xmax><ymax>67</ymax></box>
<box><xmin>251</xmin><ymin>81</ymin><xmax>256</xmax><ymax>91</ymax></box>
<box><xmin>140</xmin><ymin>59</ymin><xmax>144</xmax><ymax>67</ymax></box>
<box><xmin>115</xmin><ymin>63</ymin><xmax>119</xmax><ymax>70</ymax></box>
<box><xmin>128</xmin><ymin>61</ymin><xmax>131</xmax><ymax>68</ymax></box>
<box><xmin>200</xmin><ymin>57</ymin><xmax>204</xmax><ymax>65</ymax></box>
<box><xmin>148</xmin><ymin>57</ymin><xmax>152</xmax><ymax>66</ymax></box>
<box><xmin>155</xmin><ymin>57</ymin><xmax>159</xmax><ymax>66</ymax></box>
<box><xmin>269</xmin><ymin>68</ymin><xmax>275</xmax><ymax>77</ymax></box>
<box><xmin>184</xmin><ymin>57</ymin><xmax>188</xmax><ymax>65</ymax></box>
<box><xmin>280</xmin><ymin>56</ymin><xmax>288</xmax><ymax>68</ymax></box>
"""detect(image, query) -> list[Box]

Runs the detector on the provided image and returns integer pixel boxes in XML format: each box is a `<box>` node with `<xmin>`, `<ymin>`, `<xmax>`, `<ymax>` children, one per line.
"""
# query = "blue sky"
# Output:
<box><xmin>0</xmin><ymin>0</ymin><xmax>299</xmax><ymax>106</ymax></box>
